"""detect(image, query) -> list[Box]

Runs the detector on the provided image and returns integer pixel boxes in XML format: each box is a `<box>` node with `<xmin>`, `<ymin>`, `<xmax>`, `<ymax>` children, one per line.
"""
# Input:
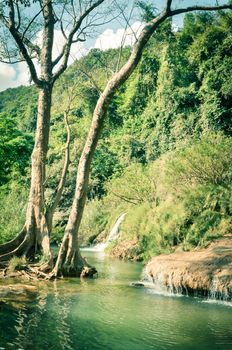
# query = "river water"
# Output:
<box><xmin>0</xmin><ymin>251</ymin><xmax>232</xmax><ymax>350</ymax></box>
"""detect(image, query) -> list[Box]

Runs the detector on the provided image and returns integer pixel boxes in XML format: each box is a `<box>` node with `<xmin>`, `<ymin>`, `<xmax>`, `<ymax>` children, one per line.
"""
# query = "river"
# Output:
<box><xmin>0</xmin><ymin>251</ymin><xmax>232</xmax><ymax>350</ymax></box>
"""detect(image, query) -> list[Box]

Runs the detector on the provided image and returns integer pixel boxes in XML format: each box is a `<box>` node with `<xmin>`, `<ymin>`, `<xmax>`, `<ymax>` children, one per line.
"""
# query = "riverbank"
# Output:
<box><xmin>145</xmin><ymin>236</ymin><xmax>232</xmax><ymax>300</ymax></box>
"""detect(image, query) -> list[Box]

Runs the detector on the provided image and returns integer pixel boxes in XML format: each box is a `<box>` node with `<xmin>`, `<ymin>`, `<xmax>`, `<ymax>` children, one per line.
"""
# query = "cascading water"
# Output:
<box><xmin>107</xmin><ymin>213</ymin><xmax>126</xmax><ymax>242</ymax></box>
<box><xmin>132</xmin><ymin>269</ymin><xmax>231</xmax><ymax>302</ymax></box>
<box><xmin>82</xmin><ymin>213</ymin><xmax>126</xmax><ymax>253</ymax></box>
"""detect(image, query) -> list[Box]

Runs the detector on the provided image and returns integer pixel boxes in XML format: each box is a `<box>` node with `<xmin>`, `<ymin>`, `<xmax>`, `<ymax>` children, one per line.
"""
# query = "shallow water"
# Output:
<box><xmin>0</xmin><ymin>252</ymin><xmax>232</xmax><ymax>350</ymax></box>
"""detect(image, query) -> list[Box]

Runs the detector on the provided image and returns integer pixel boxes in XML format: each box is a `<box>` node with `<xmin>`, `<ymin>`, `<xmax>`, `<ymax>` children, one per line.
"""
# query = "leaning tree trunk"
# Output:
<box><xmin>0</xmin><ymin>85</ymin><xmax>53</xmax><ymax>262</ymax></box>
<box><xmin>52</xmin><ymin>94</ymin><xmax>109</xmax><ymax>277</ymax></box>
<box><xmin>52</xmin><ymin>11</ymin><xmax>170</xmax><ymax>277</ymax></box>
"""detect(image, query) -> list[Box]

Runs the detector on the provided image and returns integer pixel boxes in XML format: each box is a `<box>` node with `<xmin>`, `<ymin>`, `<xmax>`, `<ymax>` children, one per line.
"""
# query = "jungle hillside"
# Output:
<box><xmin>0</xmin><ymin>11</ymin><xmax>231</xmax><ymax>263</ymax></box>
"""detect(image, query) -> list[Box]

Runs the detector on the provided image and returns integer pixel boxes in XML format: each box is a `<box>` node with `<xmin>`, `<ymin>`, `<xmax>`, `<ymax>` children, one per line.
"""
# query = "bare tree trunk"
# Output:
<box><xmin>26</xmin><ymin>85</ymin><xmax>53</xmax><ymax>258</ymax></box>
<box><xmin>52</xmin><ymin>95</ymin><xmax>108</xmax><ymax>277</ymax></box>
<box><xmin>45</xmin><ymin>110</ymin><xmax>71</xmax><ymax>234</ymax></box>
<box><xmin>0</xmin><ymin>85</ymin><xmax>53</xmax><ymax>262</ymax></box>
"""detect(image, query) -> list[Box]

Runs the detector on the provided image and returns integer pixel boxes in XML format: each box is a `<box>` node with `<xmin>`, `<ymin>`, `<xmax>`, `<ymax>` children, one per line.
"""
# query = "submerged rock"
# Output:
<box><xmin>131</xmin><ymin>282</ymin><xmax>145</xmax><ymax>287</ymax></box>
<box><xmin>145</xmin><ymin>237</ymin><xmax>232</xmax><ymax>300</ymax></box>
<box><xmin>0</xmin><ymin>284</ymin><xmax>38</xmax><ymax>299</ymax></box>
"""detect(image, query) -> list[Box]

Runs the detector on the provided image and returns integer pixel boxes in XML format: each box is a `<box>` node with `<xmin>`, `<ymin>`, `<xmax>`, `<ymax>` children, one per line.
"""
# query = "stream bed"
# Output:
<box><xmin>0</xmin><ymin>251</ymin><xmax>232</xmax><ymax>350</ymax></box>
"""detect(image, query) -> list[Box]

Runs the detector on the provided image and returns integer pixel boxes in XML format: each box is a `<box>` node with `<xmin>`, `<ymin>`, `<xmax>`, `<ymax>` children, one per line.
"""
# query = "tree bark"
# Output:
<box><xmin>45</xmin><ymin>110</ymin><xmax>71</xmax><ymax>234</ymax></box>
<box><xmin>52</xmin><ymin>94</ymin><xmax>108</xmax><ymax>277</ymax></box>
<box><xmin>26</xmin><ymin>85</ymin><xmax>53</xmax><ymax>258</ymax></box>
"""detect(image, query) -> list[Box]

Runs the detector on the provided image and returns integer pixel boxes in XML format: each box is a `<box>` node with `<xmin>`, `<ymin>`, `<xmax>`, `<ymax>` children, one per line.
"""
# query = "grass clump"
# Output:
<box><xmin>8</xmin><ymin>256</ymin><xmax>26</xmax><ymax>273</ymax></box>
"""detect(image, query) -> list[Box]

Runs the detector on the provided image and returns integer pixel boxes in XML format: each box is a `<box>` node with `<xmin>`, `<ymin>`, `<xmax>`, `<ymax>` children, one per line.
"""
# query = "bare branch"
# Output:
<box><xmin>0</xmin><ymin>8</ymin><xmax>42</xmax><ymax>86</ymax></box>
<box><xmin>166</xmin><ymin>0</ymin><xmax>172</xmax><ymax>13</ymax></box>
<box><xmin>115</xmin><ymin>3</ymin><xmax>135</xmax><ymax>72</ymax></box>
<box><xmin>110</xmin><ymin>191</ymin><xmax>139</xmax><ymax>205</ymax></box>
<box><xmin>8</xmin><ymin>0</ymin><xmax>15</xmax><ymax>27</ymax></box>
<box><xmin>22</xmin><ymin>6</ymin><xmax>44</xmax><ymax>42</ymax></box>
<box><xmin>78</xmin><ymin>68</ymin><xmax>102</xmax><ymax>93</ymax></box>
<box><xmin>48</xmin><ymin>109</ymin><xmax>71</xmax><ymax>212</ymax></box>
<box><xmin>15</xmin><ymin>2</ymin><xmax>21</xmax><ymax>30</ymax></box>
<box><xmin>169</xmin><ymin>3</ymin><xmax>232</xmax><ymax>16</ymax></box>
<box><xmin>0</xmin><ymin>57</ymin><xmax>35</xmax><ymax>64</ymax></box>
<box><xmin>45</xmin><ymin>89</ymin><xmax>76</xmax><ymax>231</ymax></box>
<box><xmin>53</xmin><ymin>0</ymin><xmax>105</xmax><ymax>82</ymax></box>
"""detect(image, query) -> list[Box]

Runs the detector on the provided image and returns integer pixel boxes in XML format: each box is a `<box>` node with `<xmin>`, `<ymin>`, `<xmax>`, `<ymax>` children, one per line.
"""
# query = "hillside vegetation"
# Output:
<box><xmin>0</xmin><ymin>12</ymin><xmax>231</xmax><ymax>260</ymax></box>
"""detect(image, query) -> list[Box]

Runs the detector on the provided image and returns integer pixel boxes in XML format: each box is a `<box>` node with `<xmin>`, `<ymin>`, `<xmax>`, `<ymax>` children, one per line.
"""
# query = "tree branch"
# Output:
<box><xmin>52</xmin><ymin>0</ymin><xmax>105</xmax><ymax>82</ymax></box>
<box><xmin>78</xmin><ymin>68</ymin><xmax>102</xmax><ymax>93</ymax></box>
<box><xmin>110</xmin><ymin>191</ymin><xmax>139</xmax><ymax>205</ymax></box>
<box><xmin>169</xmin><ymin>4</ymin><xmax>232</xmax><ymax>16</ymax></box>
<box><xmin>0</xmin><ymin>2</ymin><xmax>42</xmax><ymax>86</ymax></box>
<box><xmin>9</xmin><ymin>28</ymin><xmax>42</xmax><ymax>86</ymax></box>
<box><xmin>166</xmin><ymin>0</ymin><xmax>172</xmax><ymax>13</ymax></box>
<box><xmin>48</xmin><ymin>110</ymin><xmax>71</xmax><ymax>212</ymax></box>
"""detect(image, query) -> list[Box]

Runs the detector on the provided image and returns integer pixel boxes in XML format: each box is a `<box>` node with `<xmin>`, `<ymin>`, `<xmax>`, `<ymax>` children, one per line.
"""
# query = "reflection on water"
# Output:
<box><xmin>0</xmin><ymin>252</ymin><xmax>232</xmax><ymax>350</ymax></box>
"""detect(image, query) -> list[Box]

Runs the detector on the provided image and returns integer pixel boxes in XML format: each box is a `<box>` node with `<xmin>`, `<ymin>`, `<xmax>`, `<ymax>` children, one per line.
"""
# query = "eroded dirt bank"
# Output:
<box><xmin>145</xmin><ymin>237</ymin><xmax>232</xmax><ymax>299</ymax></box>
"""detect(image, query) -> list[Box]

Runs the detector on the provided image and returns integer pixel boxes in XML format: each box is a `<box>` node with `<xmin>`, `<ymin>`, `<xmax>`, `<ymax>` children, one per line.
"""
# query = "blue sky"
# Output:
<box><xmin>0</xmin><ymin>0</ymin><xmax>229</xmax><ymax>92</ymax></box>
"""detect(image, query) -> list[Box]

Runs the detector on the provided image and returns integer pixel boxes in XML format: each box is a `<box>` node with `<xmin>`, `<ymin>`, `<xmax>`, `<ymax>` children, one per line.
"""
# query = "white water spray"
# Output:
<box><xmin>82</xmin><ymin>213</ymin><xmax>126</xmax><ymax>253</ymax></box>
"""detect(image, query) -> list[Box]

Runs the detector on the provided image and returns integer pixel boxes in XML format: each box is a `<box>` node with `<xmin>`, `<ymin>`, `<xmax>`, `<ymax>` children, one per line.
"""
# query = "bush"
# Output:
<box><xmin>0</xmin><ymin>183</ymin><xmax>28</xmax><ymax>244</ymax></box>
<box><xmin>100</xmin><ymin>134</ymin><xmax>232</xmax><ymax>261</ymax></box>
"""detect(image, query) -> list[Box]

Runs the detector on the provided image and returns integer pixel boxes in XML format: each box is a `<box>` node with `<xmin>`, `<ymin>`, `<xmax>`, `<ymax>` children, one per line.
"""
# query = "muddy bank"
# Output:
<box><xmin>109</xmin><ymin>239</ymin><xmax>142</xmax><ymax>261</ymax></box>
<box><xmin>145</xmin><ymin>237</ymin><xmax>232</xmax><ymax>299</ymax></box>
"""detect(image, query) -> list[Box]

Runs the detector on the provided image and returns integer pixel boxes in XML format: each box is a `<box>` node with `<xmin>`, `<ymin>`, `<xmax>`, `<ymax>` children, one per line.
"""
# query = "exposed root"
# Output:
<box><xmin>0</xmin><ymin>228</ymin><xmax>26</xmax><ymax>255</ymax></box>
<box><xmin>0</xmin><ymin>234</ymin><xmax>33</xmax><ymax>262</ymax></box>
<box><xmin>27</xmin><ymin>266</ymin><xmax>50</xmax><ymax>279</ymax></box>
<box><xmin>80</xmin><ymin>265</ymin><xmax>97</xmax><ymax>278</ymax></box>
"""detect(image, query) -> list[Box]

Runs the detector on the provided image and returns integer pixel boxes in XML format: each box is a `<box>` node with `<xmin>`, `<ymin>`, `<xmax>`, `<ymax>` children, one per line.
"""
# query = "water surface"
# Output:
<box><xmin>0</xmin><ymin>252</ymin><xmax>231</xmax><ymax>350</ymax></box>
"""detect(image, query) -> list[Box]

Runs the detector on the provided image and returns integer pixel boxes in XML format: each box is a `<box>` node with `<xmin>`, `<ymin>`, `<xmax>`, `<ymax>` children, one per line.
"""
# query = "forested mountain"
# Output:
<box><xmin>0</xmin><ymin>12</ymin><xmax>231</xmax><ymax>260</ymax></box>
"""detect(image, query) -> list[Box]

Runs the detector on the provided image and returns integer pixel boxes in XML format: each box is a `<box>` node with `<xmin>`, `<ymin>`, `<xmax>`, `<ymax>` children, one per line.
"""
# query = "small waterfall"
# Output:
<box><xmin>82</xmin><ymin>213</ymin><xmax>126</xmax><ymax>253</ymax></box>
<box><xmin>136</xmin><ymin>270</ymin><xmax>184</xmax><ymax>297</ymax></box>
<box><xmin>133</xmin><ymin>269</ymin><xmax>231</xmax><ymax>302</ymax></box>
<box><xmin>107</xmin><ymin>213</ymin><xmax>126</xmax><ymax>243</ymax></box>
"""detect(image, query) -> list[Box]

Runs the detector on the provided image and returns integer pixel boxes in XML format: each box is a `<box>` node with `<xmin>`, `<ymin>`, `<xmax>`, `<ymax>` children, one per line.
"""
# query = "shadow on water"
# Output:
<box><xmin>0</xmin><ymin>252</ymin><xmax>232</xmax><ymax>350</ymax></box>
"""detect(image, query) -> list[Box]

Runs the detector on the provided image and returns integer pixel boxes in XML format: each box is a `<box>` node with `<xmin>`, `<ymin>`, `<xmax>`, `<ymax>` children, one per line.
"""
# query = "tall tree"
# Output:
<box><xmin>0</xmin><ymin>0</ymin><xmax>107</xmax><ymax>264</ymax></box>
<box><xmin>52</xmin><ymin>1</ymin><xmax>232</xmax><ymax>277</ymax></box>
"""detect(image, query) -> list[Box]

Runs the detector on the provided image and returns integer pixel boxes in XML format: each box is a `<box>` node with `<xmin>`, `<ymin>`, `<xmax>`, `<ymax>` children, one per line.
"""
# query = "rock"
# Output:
<box><xmin>0</xmin><ymin>284</ymin><xmax>38</xmax><ymax>298</ymax></box>
<box><xmin>145</xmin><ymin>237</ymin><xmax>232</xmax><ymax>300</ymax></box>
<box><xmin>131</xmin><ymin>282</ymin><xmax>144</xmax><ymax>287</ymax></box>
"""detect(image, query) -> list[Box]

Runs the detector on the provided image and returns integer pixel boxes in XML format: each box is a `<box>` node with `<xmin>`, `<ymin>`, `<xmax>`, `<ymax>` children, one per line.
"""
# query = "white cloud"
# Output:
<box><xmin>94</xmin><ymin>21</ymin><xmax>144</xmax><ymax>51</ymax></box>
<box><xmin>0</xmin><ymin>63</ymin><xmax>16</xmax><ymax>91</ymax></box>
<box><xmin>0</xmin><ymin>22</ymin><xmax>144</xmax><ymax>92</ymax></box>
<box><xmin>0</xmin><ymin>62</ymin><xmax>30</xmax><ymax>92</ymax></box>
<box><xmin>0</xmin><ymin>29</ymin><xmax>87</xmax><ymax>92</ymax></box>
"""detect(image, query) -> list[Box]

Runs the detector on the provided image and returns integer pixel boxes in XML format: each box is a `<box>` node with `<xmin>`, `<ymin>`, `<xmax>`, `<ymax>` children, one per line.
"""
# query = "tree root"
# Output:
<box><xmin>0</xmin><ymin>234</ymin><xmax>33</xmax><ymax>262</ymax></box>
<box><xmin>0</xmin><ymin>228</ymin><xmax>26</xmax><ymax>255</ymax></box>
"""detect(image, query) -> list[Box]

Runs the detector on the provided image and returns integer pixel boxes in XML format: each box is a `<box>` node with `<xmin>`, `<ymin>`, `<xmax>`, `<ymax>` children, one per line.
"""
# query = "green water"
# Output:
<box><xmin>0</xmin><ymin>251</ymin><xmax>232</xmax><ymax>350</ymax></box>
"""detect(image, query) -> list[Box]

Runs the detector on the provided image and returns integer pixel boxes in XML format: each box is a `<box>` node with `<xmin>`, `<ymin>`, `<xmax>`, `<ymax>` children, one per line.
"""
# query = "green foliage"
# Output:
<box><xmin>0</xmin><ymin>113</ymin><xmax>33</xmax><ymax>185</ymax></box>
<box><xmin>102</xmin><ymin>134</ymin><xmax>232</xmax><ymax>260</ymax></box>
<box><xmin>165</xmin><ymin>133</ymin><xmax>232</xmax><ymax>191</ymax></box>
<box><xmin>0</xmin><ymin>183</ymin><xmax>28</xmax><ymax>244</ymax></box>
<box><xmin>78</xmin><ymin>200</ymin><xmax>109</xmax><ymax>245</ymax></box>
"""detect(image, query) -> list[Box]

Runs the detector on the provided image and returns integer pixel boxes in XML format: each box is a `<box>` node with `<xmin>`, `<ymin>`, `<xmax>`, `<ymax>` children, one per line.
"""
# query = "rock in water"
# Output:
<box><xmin>145</xmin><ymin>237</ymin><xmax>232</xmax><ymax>300</ymax></box>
